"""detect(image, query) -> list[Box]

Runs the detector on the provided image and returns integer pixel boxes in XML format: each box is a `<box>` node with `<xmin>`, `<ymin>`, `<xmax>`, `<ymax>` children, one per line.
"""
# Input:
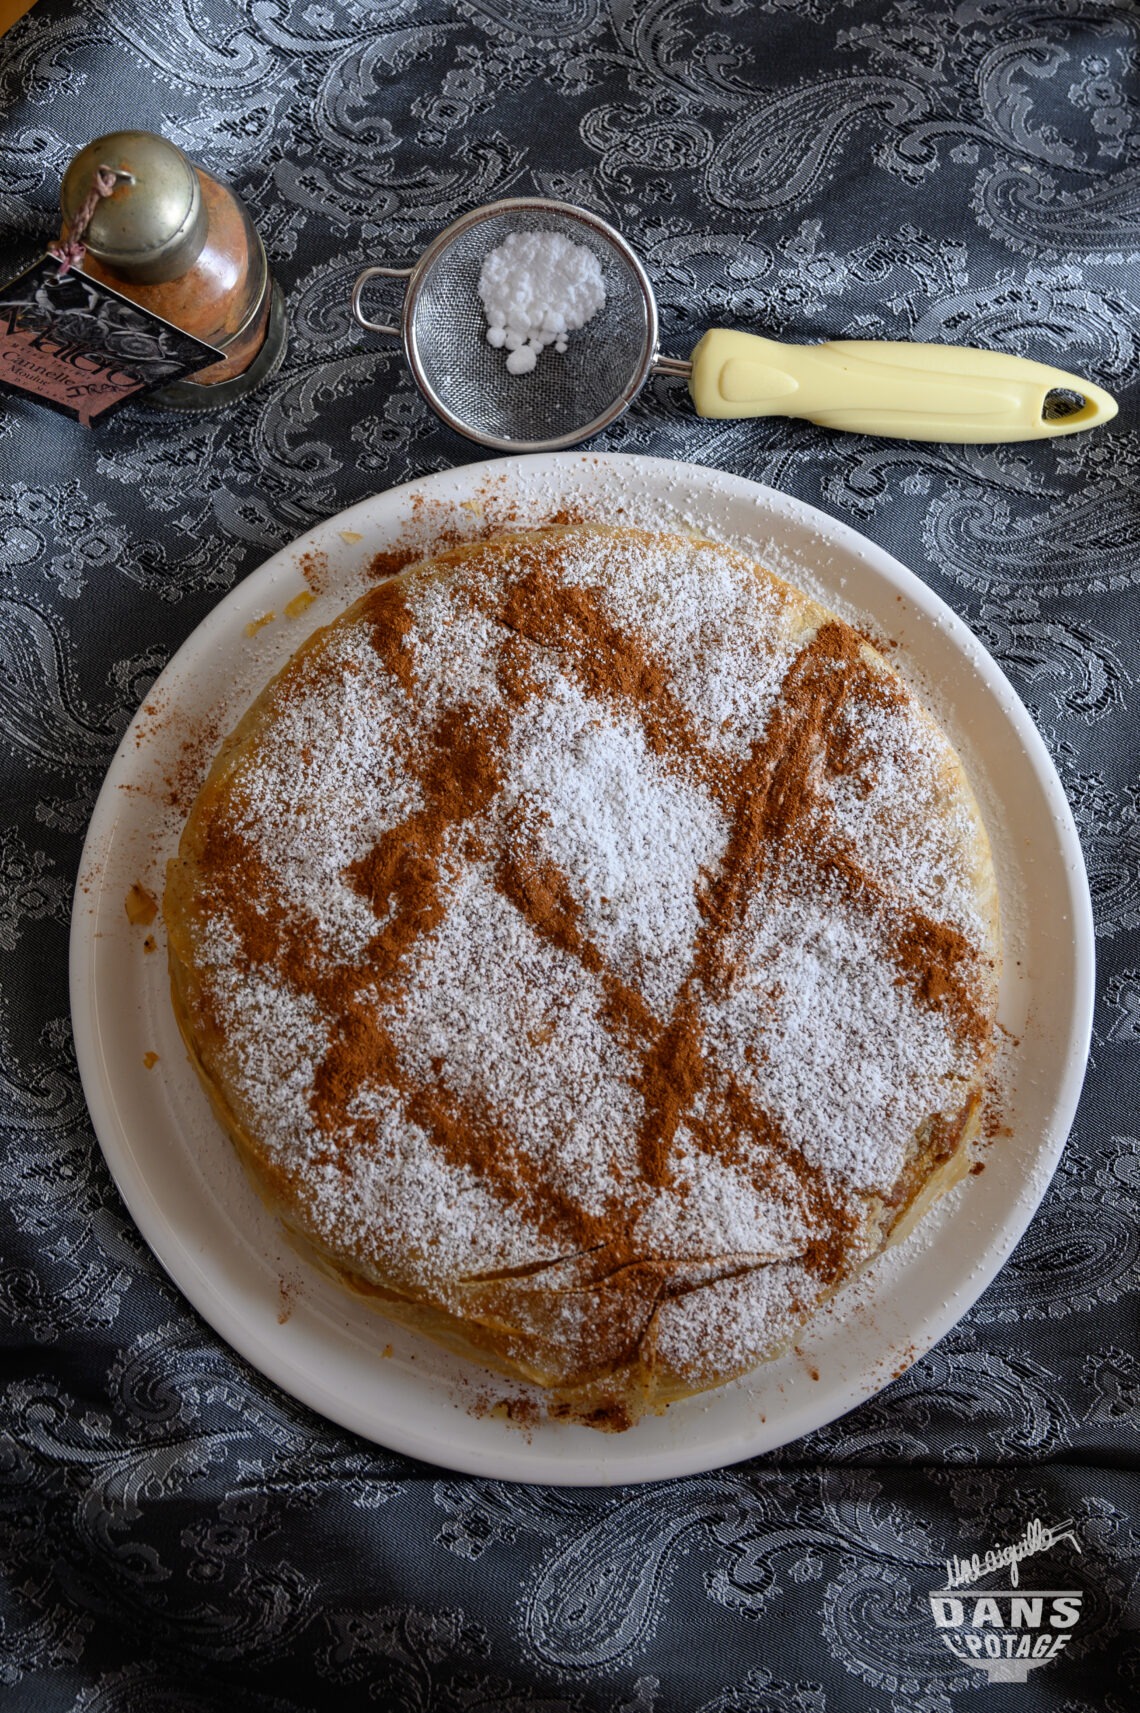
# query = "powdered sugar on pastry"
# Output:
<box><xmin>165</xmin><ymin>525</ymin><xmax>999</xmax><ymax>1426</ymax></box>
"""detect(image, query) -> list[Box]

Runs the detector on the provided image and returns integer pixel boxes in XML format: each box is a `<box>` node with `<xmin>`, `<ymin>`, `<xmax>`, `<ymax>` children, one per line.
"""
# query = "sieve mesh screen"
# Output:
<box><xmin>406</xmin><ymin>207</ymin><xmax>653</xmax><ymax>448</ymax></box>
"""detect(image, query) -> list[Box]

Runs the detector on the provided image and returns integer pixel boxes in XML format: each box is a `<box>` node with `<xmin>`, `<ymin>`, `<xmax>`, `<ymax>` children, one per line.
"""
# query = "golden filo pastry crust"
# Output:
<box><xmin>165</xmin><ymin>525</ymin><xmax>1000</xmax><ymax>1430</ymax></box>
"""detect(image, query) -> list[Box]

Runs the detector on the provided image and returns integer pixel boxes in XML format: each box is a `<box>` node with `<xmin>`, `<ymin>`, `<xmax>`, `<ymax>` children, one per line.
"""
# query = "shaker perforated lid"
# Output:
<box><xmin>61</xmin><ymin>131</ymin><xmax>208</xmax><ymax>285</ymax></box>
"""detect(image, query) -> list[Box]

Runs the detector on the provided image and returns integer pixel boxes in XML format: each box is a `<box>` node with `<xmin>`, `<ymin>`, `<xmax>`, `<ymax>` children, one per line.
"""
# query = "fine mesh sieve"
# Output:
<box><xmin>351</xmin><ymin>198</ymin><xmax>672</xmax><ymax>453</ymax></box>
<box><xmin>351</xmin><ymin>197</ymin><xmax>1117</xmax><ymax>450</ymax></box>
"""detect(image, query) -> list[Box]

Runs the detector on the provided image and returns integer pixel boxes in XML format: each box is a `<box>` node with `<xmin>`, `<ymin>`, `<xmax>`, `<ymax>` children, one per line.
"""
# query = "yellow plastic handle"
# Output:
<box><xmin>687</xmin><ymin>328</ymin><xmax>1118</xmax><ymax>442</ymax></box>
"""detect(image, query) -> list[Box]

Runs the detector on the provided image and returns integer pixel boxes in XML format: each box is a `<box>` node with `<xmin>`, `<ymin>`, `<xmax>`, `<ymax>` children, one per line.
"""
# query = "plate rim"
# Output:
<box><xmin>69</xmin><ymin>449</ymin><xmax>1095</xmax><ymax>1484</ymax></box>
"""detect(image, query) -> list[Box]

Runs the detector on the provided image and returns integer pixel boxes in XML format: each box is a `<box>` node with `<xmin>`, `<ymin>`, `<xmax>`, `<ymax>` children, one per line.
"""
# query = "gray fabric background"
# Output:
<box><xmin>1</xmin><ymin>2</ymin><xmax>1136</xmax><ymax>1708</ymax></box>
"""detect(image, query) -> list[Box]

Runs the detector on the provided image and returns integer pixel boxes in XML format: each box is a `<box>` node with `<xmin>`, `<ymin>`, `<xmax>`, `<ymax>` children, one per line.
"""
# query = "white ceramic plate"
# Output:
<box><xmin>70</xmin><ymin>452</ymin><xmax>1093</xmax><ymax>1485</ymax></box>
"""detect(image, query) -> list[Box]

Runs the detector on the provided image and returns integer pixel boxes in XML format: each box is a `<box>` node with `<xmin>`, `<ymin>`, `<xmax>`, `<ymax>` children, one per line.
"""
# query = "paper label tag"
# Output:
<box><xmin>0</xmin><ymin>256</ymin><xmax>224</xmax><ymax>425</ymax></box>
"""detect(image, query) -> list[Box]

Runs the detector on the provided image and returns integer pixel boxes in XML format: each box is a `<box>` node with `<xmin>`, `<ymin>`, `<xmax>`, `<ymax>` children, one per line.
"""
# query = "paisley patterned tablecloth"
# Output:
<box><xmin>1</xmin><ymin>2</ymin><xmax>1137</xmax><ymax>1708</ymax></box>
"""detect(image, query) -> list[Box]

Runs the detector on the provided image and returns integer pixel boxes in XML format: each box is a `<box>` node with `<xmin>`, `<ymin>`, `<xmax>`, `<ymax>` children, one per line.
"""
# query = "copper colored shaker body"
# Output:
<box><xmin>60</xmin><ymin>130</ymin><xmax>286</xmax><ymax>410</ymax></box>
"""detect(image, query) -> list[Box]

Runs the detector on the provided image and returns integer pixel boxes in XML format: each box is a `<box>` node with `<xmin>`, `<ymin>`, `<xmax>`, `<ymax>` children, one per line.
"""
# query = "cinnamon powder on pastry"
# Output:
<box><xmin>202</xmin><ymin>539</ymin><xmax>986</xmax><ymax>1268</ymax></box>
<box><xmin>172</xmin><ymin>526</ymin><xmax>997</xmax><ymax>1409</ymax></box>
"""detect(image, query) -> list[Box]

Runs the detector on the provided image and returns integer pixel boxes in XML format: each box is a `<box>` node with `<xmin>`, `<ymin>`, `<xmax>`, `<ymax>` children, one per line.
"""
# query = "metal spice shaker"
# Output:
<box><xmin>60</xmin><ymin>130</ymin><xmax>287</xmax><ymax>410</ymax></box>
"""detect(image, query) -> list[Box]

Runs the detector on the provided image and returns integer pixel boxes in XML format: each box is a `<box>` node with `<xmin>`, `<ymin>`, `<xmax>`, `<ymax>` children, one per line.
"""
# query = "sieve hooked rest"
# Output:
<box><xmin>351</xmin><ymin>265</ymin><xmax>413</xmax><ymax>337</ymax></box>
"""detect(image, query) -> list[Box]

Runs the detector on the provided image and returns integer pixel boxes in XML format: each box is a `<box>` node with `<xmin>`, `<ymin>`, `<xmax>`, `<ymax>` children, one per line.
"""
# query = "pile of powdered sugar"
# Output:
<box><xmin>478</xmin><ymin>229</ymin><xmax>606</xmax><ymax>375</ymax></box>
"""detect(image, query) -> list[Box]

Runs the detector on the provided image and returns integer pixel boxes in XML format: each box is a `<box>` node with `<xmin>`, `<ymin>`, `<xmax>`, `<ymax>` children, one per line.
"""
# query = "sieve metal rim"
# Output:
<box><xmin>352</xmin><ymin>196</ymin><xmax>661</xmax><ymax>454</ymax></box>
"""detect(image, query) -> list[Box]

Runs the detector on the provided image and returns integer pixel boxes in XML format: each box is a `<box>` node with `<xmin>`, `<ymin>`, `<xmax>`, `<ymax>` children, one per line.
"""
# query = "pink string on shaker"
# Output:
<box><xmin>49</xmin><ymin>165</ymin><xmax>130</xmax><ymax>277</ymax></box>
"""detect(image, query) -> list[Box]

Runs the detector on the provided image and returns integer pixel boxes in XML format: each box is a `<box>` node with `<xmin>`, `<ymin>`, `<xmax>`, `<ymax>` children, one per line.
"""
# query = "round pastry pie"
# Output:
<box><xmin>165</xmin><ymin>525</ymin><xmax>1000</xmax><ymax>1429</ymax></box>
